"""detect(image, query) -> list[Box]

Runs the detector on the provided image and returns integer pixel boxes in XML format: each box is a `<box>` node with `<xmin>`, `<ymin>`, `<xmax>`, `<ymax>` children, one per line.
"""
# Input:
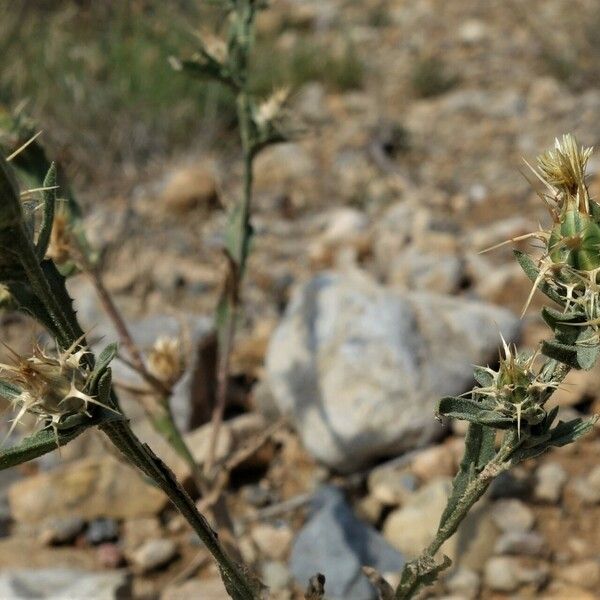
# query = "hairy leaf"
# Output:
<box><xmin>437</xmin><ymin>396</ymin><xmax>513</xmax><ymax>428</ymax></box>
<box><xmin>0</xmin><ymin>408</ymin><xmax>120</xmax><ymax>471</ymax></box>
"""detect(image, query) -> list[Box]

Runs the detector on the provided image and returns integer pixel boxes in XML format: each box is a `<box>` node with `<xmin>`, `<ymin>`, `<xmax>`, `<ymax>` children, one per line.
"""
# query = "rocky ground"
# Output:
<box><xmin>3</xmin><ymin>0</ymin><xmax>600</xmax><ymax>598</ymax></box>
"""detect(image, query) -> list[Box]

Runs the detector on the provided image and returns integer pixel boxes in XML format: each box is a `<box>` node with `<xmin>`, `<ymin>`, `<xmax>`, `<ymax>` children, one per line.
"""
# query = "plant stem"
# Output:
<box><xmin>205</xmin><ymin>1</ymin><xmax>256</xmax><ymax>477</ymax></box>
<box><xmin>100</xmin><ymin>416</ymin><xmax>259</xmax><ymax>599</ymax></box>
<box><xmin>396</xmin><ymin>431</ymin><xmax>519</xmax><ymax>600</ymax></box>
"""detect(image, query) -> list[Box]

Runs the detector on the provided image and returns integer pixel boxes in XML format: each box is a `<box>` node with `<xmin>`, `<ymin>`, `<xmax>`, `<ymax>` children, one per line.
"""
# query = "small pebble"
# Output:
<box><xmin>484</xmin><ymin>557</ymin><xmax>520</xmax><ymax>593</ymax></box>
<box><xmin>490</xmin><ymin>499</ymin><xmax>535</xmax><ymax>533</ymax></box>
<box><xmin>494</xmin><ymin>531</ymin><xmax>547</xmax><ymax>557</ymax></box>
<box><xmin>573</xmin><ymin>465</ymin><xmax>600</xmax><ymax>504</ymax></box>
<box><xmin>489</xmin><ymin>470</ymin><xmax>531</xmax><ymax>499</ymax></box>
<box><xmin>261</xmin><ymin>560</ymin><xmax>291</xmax><ymax>591</ymax></box>
<box><xmin>445</xmin><ymin>567</ymin><xmax>480</xmax><ymax>599</ymax></box>
<box><xmin>251</xmin><ymin>523</ymin><xmax>293</xmax><ymax>560</ymax></box>
<box><xmin>86</xmin><ymin>518</ymin><xmax>119</xmax><ymax>546</ymax></box>
<box><xmin>558</xmin><ymin>560</ymin><xmax>600</xmax><ymax>589</ymax></box>
<box><xmin>411</xmin><ymin>444</ymin><xmax>456</xmax><ymax>481</ymax></box>
<box><xmin>534</xmin><ymin>462</ymin><xmax>567</xmax><ymax>504</ymax></box>
<box><xmin>356</xmin><ymin>494</ymin><xmax>383</xmax><ymax>524</ymax></box>
<box><xmin>38</xmin><ymin>516</ymin><xmax>85</xmax><ymax>546</ymax></box>
<box><xmin>368</xmin><ymin>468</ymin><xmax>418</xmax><ymax>505</ymax></box>
<box><xmin>96</xmin><ymin>543</ymin><xmax>124</xmax><ymax>569</ymax></box>
<box><xmin>130</xmin><ymin>538</ymin><xmax>177</xmax><ymax>573</ymax></box>
<box><xmin>241</xmin><ymin>484</ymin><xmax>276</xmax><ymax>508</ymax></box>
<box><xmin>122</xmin><ymin>517</ymin><xmax>162</xmax><ymax>551</ymax></box>
<box><xmin>484</xmin><ymin>557</ymin><xmax>548</xmax><ymax>592</ymax></box>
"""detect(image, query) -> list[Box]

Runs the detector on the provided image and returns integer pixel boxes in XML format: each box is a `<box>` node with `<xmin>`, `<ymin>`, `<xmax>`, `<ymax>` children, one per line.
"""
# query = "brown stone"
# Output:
<box><xmin>8</xmin><ymin>456</ymin><xmax>167</xmax><ymax>523</ymax></box>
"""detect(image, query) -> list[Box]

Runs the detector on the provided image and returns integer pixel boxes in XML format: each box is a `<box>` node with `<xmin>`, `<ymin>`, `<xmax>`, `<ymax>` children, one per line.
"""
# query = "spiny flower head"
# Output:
<box><xmin>536</xmin><ymin>134</ymin><xmax>592</xmax><ymax>202</ymax></box>
<box><xmin>148</xmin><ymin>336</ymin><xmax>185</xmax><ymax>388</ymax></box>
<box><xmin>474</xmin><ymin>338</ymin><xmax>555</xmax><ymax>436</ymax></box>
<box><xmin>0</xmin><ymin>338</ymin><xmax>104</xmax><ymax>439</ymax></box>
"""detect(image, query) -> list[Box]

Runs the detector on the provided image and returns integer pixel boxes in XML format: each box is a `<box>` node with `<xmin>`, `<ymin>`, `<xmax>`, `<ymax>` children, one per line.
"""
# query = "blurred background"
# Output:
<box><xmin>2</xmin><ymin>1</ymin><xmax>600</xmax><ymax>598</ymax></box>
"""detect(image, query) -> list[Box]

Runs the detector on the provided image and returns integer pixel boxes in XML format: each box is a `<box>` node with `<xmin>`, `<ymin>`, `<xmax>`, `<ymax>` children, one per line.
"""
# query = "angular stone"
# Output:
<box><xmin>290</xmin><ymin>486</ymin><xmax>405</xmax><ymax>600</ymax></box>
<box><xmin>534</xmin><ymin>462</ymin><xmax>568</xmax><ymax>504</ymax></box>
<box><xmin>266</xmin><ymin>272</ymin><xmax>520</xmax><ymax>471</ymax></box>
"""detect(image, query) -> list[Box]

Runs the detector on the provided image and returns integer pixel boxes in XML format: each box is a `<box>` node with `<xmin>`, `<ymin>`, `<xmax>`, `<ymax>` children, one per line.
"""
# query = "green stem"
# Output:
<box><xmin>396</xmin><ymin>431</ymin><xmax>520</xmax><ymax>600</ymax></box>
<box><xmin>151</xmin><ymin>405</ymin><xmax>208</xmax><ymax>490</ymax></box>
<box><xmin>100</xmin><ymin>417</ymin><xmax>259</xmax><ymax>600</ymax></box>
<box><xmin>206</xmin><ymin>0</ymin><xmax>256</xmax><ymax>477</ymax></box>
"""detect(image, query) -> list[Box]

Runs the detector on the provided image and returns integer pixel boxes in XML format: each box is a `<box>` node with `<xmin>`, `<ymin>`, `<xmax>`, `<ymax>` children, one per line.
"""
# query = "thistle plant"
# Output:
<box><xmin>0</xmin><ymin>151</ymin><xmax>263</xmax><ymax>598</ymax></box>
<box><xmin>394</xmin><ymin>134</ymin><xmax>600</xmax><ymax>599</ymax></box>
<box><xmin>0</xmin><ymin>110</ymin><xmax>208</xmax><ymax>492</ymax></box>
<box><xmin>170</xmin><ymin>0</ymin><xmax>290</xmax><ymax>477</ymax></box>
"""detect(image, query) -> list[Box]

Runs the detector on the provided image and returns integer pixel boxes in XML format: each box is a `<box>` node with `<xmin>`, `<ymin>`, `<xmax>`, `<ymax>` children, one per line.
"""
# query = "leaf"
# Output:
<box><xmin>0</xmin><ymin>408</ymin><xmax>120</xmax><ymax>471</ymax></box>
<box><xmin>439</xmin><ymin>422</ymin><xmax>495</xmax><ymax>528</ymax></box>
<box><xmin>0</xmin><ymin>380</ymin><xmax>20</xmax><ymax>402</ymax></box>
<box><xmin>513</xmin><ymin>250</ymin><xmax>565</xmax><ymax>306</ymax></box>
<box><xmin>473</xmin><ymin>366</ymin><xmax>494</xmax><ymax>388</ymax></box>
<box><xmin>510</xmin><ymin>416</ymin><xmax>597</xmax><ymax>463</ymax></box>
<box><xmin>541</xmin><ymin>306</ymin><xmax>584</xmax><ymax>328</ymax></box>
<box><xmin>35</xmin><ymin>162</ymin><xmax>57</xmax><ymax>260</ymax></box>
<box><xmin>4</xmin><ymin>280</ymin><xmax>57</xmax><ymax>335</ymax></box>
<box><xmin>0</xmin><ymin>153</ymin><xmax>22</xmax><ymax>231</ymax></box>
<box><xmin>437</xmin><ymin>396</ymin><xmax>513</xmax><ymax>428</ymax></box>
<box><xmin>225</xmin><ymin>201</ymin><xmax>253</xmax><ymax>270</ymax></box>
<box><xmin>549</xmin><ymin>416</ymin><xmax>598</xmax><ymax>447</ymax></box>
<box><xmin>541</xmin><ymin>338</ymin><xmax>599</xmax><ymax>370</ymax></box>
<box><xmin>40</xmin><ymin>259</ymin><xmax>85</xmax><ymax>343</ymax></box>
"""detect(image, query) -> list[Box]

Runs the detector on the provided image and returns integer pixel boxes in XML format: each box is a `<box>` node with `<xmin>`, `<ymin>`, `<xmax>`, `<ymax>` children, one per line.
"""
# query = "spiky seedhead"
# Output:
<box><xmin>0</xmin><ymin>339</ymin><xmax>106</xmax><ymax>440</ymax></box>
<box><xmin>536</xmin><ymin>134</ymin><xmax>592</xmax><ymax>203</ymax></box>
<box><xmin>148</xmin><ymin>336</ymin><xmax>184</xmax><ymax>388</ymax></box>
<box><xmin>475</xmin><ymin>338</ymin><xmax>556</xmax><ymax>436</ymax></box>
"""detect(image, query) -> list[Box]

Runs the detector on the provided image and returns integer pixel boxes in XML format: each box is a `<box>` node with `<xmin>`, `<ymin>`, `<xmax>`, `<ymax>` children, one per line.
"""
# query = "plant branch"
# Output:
<box><xmin>205</xmin><ymin>0</ymin><xmax>256</xmax><ymax>478</ymax></box>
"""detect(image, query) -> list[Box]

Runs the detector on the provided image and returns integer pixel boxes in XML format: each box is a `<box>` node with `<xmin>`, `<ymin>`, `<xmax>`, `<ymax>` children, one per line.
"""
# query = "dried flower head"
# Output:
<box><xmin>148</xmin><ymin>336</ymin><xmax>185</xmax><ymax>387</ymax></box>
<box><xmin>0</xmin><ymin>338</ymin><xmax>110</xmax><ymax>441</ymax></box>
<box><xmin>254</xmin><ymin>88</ymin><xmax>290</xmax><ymax>129</ymax></box>
<box><xmin>536</xmin><ymin>134</ymin><xmax>592</xmax><ymax>200</ymax></box>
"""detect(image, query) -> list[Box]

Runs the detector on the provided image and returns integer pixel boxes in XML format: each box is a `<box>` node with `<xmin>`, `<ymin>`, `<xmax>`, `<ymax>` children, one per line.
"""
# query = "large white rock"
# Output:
<box><xmin>265</xmin><ymin>271</ymin><xmax>520</xmax><ymax>471</ymax></box>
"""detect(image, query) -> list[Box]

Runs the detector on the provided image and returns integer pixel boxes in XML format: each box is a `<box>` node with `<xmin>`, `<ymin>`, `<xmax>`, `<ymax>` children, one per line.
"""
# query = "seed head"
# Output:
<box><xmin>536</xmin><ymin>134</ymin><xmax>592</xmax><ymax>199</ymax></box>
<box><xmin>0</xmin><ymin>339</ymin><xmax>106</xmax><ymax>441</ymax></box>
<box><xmin>474</xmin><ymin>338</ymin><xmax>554</xmax><ymax>436</ymax></box>
<box><xmin>148</xmin><ymin>336</ymin><xmax>185</xmax><ymax>387</ymax></box>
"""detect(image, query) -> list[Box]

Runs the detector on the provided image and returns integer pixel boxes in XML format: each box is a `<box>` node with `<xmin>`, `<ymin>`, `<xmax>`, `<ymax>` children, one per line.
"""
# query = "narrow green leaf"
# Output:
<box><xmin>0</xmin><ymin>380</ymin><xmax>21</xmax><ymax>402</ymax></box>
<box><xmin>513</xmin><ymin>250</ymin><xmax>565</xmax><ymax>306</ymax></box>
<box><xmin>0</xmin><ymin>409</ymin><xmax>120</xmax><ymax>471</ymax></box>
<box><xmin>473</xmin><ymin>366</ymin><xmax>494</xmax><ymax>388</ymax></box>
<box><xmin>437</xmin><ymin>397</ymin><xmax>513</xmax><ymax>428</ymax></box>
<box><xmin>549</xmin><ymin>416</ymin><xmax>598</xmax><ymax>447</ymax></box>
<box><xmin>35</xmin><ymin>162</ymin><xmax>57</xmax><ymax>260</ymax></box>
<box><xmin>439</xmin><ymin>423</ymin><xmax>494</xmax><ymax>528</ymax></box>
